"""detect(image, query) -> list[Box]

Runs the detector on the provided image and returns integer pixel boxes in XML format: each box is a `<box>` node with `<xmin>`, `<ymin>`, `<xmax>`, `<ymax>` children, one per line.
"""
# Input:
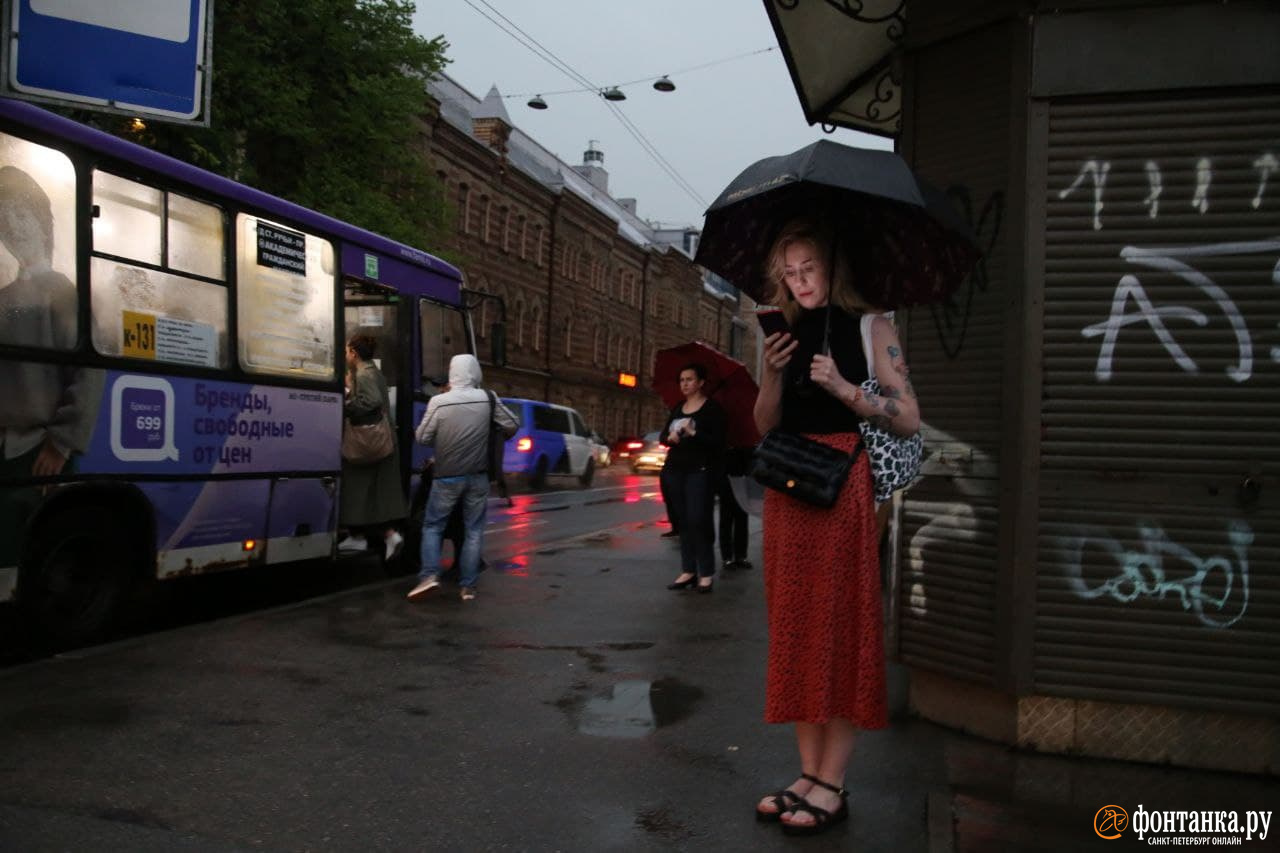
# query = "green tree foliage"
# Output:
<box><xmin>93</xmin><ymin>0</ymin><xmax>451</xmax><ymax>249</ymax></box>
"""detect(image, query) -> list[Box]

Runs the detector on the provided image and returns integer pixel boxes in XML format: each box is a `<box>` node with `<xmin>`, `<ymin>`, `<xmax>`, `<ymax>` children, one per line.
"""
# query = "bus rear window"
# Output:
<box><xmin>236</xmin><ymin>214</ymin><xmax>336</xmax><ymax>380</ymax></box>
<box><xmin>0</xmin><ymin>132</ymin><xmax>78</xmax><ymax>351</ymax></box>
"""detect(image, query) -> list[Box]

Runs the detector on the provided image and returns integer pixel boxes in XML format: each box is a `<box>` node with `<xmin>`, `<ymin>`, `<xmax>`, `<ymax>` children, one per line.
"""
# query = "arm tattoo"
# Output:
<box><xmin>884</xmin><ymin>399</ymin><xmax>901</xmax><ymax>417</ymax></box>
<box><xmin>868</xmin><ymin>415</ymin><xmax>893</xmax><ymax>431</ymax></box>
<box><xmin>865</xmin><ymin>392</ymin><xmax>881</xmax><ymax>409</ymax></box>
<box><xmin>887</xmin><ymin>345</ymin><xmax>900</xmax><ymax>359</ymax></box>
<box><xmin>882</xmin><ymin>385</ymin><xmax>903</xmax><ymax>400</ymax></box>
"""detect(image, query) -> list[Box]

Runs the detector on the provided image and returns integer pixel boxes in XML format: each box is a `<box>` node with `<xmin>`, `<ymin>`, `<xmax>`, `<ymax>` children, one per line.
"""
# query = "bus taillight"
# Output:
<box><xmin>242</xmin><ymin>539</ymin><xmax>258</xmax><ymax>552</ymax></box>
<box><xmin>517</xmin><ymin>437</ymin><xmax>533</xmax><ymax>452</ymax></box>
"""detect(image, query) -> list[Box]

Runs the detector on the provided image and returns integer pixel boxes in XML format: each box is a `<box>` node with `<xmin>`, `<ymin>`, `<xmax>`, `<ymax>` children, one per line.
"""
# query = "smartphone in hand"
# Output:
<box><xmin>756</xmin><ymin>306</ymin><xmax>790</xmax><ymax>337</ymax></box>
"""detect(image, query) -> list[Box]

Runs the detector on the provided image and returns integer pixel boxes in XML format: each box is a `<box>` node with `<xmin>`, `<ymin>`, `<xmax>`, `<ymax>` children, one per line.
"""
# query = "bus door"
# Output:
<box><xmin>343</xmin><ymin>280</ymin><xmax>403</xmax><ymax>421</ymax></box>
<box><xmin>340</xmin><ymin>279</ymin><xmax>407</xmax><ymax>478</ymax></box>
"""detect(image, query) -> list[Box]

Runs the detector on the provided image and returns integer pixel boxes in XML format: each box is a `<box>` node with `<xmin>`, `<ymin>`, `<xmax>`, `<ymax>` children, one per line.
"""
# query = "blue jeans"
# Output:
<box><xmin>419</xmin><ymin>473</ymin><xmax>489</xmax><ymax>589</ymax></box>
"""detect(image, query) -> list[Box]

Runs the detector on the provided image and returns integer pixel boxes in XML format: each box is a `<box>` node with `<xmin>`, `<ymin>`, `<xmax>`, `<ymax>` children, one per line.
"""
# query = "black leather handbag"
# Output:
<box><xmin>751</xmin><ymin>430</ymin><xmax>864</xmax><ymax>508</ymax></box>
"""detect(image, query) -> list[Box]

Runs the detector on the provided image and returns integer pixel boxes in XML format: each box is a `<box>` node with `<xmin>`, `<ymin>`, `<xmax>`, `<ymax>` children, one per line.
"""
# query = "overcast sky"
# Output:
<box><xmin>411</xmin><ymin>1</ymin><xmax>892</xmax><ymax>228</ymax></box>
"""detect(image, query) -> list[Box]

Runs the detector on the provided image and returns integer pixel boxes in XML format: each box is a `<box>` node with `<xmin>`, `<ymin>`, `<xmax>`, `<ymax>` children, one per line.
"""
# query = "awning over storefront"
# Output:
<box><xmin>763</xmin><ymin>0</ymin><xmax>904</xmax><ymax>137</ymax></box>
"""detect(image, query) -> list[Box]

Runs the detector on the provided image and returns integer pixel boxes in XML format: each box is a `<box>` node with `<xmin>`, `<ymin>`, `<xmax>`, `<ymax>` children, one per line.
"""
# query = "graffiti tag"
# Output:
<box><xmin>1059</xmin><ymin>152</ymin><xmax>1275</xmax><ymax>229</ymax></box>
<box><xmin>1082</xmin><ymin>239</ymin><xmax>1280</xmax><ymax>382</ymax></box>
<box><xmin>1063</xmin><ymin>520</ymin><xmax>1252</xmax><ymax>629</ymax></box>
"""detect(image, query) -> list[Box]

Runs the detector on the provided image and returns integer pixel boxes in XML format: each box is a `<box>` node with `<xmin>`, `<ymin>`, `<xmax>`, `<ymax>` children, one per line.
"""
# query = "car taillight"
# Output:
<box><xmin>517</xmin><ymin>437</ymin><xmax>533</xmax><ymax>452</ymax></box>
<box><xmin>626</xmin><ymin>441</ymin><xmax>643</xmax><ymax>449</ymax></box>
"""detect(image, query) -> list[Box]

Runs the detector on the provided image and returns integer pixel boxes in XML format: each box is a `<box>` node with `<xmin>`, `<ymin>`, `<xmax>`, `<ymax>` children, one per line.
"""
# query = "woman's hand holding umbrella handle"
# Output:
<box><xmin>810</xmin><ymin>353</ymin><xmax>855</xmax><ymax>400</ymax></box>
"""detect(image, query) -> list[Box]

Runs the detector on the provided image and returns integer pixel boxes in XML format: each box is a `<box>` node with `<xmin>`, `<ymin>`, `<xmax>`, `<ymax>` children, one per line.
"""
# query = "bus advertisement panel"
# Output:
<box><xmin>0</xmin><ymin>97</ymin><xmax>473</xmax><ymax>647</ymax></box>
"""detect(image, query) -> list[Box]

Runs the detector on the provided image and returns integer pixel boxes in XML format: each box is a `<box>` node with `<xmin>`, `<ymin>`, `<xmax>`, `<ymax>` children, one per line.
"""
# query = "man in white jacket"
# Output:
<box><xmin>408</xmin><ymin>354</ymin><xmax>518</xmax><ymax>602</ymax></box>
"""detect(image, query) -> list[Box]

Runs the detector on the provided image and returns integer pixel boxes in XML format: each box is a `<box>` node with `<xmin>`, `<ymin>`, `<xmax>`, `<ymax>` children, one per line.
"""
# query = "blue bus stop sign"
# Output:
<box><xmin>5</xmin><ymin>0</ymin><xmax>210</xmax><ymax>124</ymax></box>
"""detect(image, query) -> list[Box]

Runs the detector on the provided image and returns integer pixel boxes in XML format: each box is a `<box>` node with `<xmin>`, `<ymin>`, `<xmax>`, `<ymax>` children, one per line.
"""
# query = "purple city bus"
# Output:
<box><xmin>0</xmin><ymin>98</ymin><xmax>484</xmax><ymax>646</ymax></box>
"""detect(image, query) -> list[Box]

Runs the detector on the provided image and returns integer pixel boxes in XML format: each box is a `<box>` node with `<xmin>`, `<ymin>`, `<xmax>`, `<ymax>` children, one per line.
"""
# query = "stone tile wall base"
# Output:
<box><xmin>909</xmin><ymin>669</ymin><xmax>1278</xmax><ymax>775</ymax></box>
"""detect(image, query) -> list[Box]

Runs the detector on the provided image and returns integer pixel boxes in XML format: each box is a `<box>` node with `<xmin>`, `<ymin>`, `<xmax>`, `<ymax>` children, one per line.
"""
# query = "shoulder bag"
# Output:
<box><xmin>342</xmin><ymin>371</ymin><xmax>395</xmax><ymax>465</ymax></box>
<box><xmin>342</xmin><ymin>412</ymin><xmax>394</xmax><ymax>465</ymax></box>
<box><xmin>485</xmin><ymin>390</ymin><xmax>506</xmax><ymax>482</ymax></box>
<box><xmin>858</xmin><ymin>313</ymin><xmax>924</xmax><ymax>505</ymax></box>
<box><xmin>751</xmin><ymin>308</ymin><xmax>864</xmax><ymax>508</ymax></box>
<box><xmin>752</xmin><ymin>429</ymin><xmax>864</xmax><ymax>508</ymax></box>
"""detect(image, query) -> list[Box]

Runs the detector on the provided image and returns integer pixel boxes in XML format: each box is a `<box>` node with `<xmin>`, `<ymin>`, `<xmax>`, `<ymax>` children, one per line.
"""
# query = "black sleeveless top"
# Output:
<box><xmin>779</xmin><ymin>306</ymin><xmax>867</xmax><ymax>434</ymax></box>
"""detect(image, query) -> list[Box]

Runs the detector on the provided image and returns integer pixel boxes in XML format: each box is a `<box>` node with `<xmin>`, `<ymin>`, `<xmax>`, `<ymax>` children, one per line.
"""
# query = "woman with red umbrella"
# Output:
<box><xmin>660</xmin><ymin>362</ymin><xmax>727</xmax><ymax>594</ymax></box>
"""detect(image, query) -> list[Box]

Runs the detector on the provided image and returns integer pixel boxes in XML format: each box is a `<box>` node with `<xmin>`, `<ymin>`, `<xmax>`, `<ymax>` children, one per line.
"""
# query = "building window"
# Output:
<box><xmin>534</xmin><ymin>225</ymin><xmax>544</xmax><ymax>267</ymax></box>
<box><xmin>499</xmin><ymin>207</ymin><xmax>511</xmax><ymax>252</ymax></box>
<box><xmin>593</xmin><ymin>325</ymin><xmax>603</xmax><ymax>366</ymax></box>
<box><xmin>518</xmin><ymin>215</ymin><xmax>527</xmax><ymax>260</ymax></box>
<box><xmin>729</xmin><ymin>323</ymin><xmax>743</xmax><ymax>360</ymax></box>
<box><xmin>515</xmin><ymin>298</ymin><xmax>526</xmax><ymax>349</ymax></box>
<box><xmin>457</xmin><ymin>183</ymin><xmax>471</xmax><ymax>233</ymax></box>
<box><xmin>481</xmin><ymin>196</ymin><xmax>493</xmax><ymax>242</ymax></box>
<box><xmin>530</xmin><ymin>303</ymin><xmax>542</xmax><ymax>352</ymax></box>
<box><xmin>563</xmin><ymin>316</ymin><xmax>573</xmax><ymax>358</ymax></box>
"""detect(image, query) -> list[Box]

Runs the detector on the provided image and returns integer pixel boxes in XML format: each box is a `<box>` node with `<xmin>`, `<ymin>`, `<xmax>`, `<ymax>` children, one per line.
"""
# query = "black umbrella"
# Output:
<box><xmin>694</xmin><ymin>139</ymin><xmax>980</xmax><ymax>309</ymax></box>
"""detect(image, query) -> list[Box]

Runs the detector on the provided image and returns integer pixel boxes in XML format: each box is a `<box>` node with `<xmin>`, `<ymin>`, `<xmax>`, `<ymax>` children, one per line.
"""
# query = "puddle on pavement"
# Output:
<box><xmin>571</xmin><ymin>676</ymin><xmax>703</xmax><ymax>738</ymax></box>
<box><xmin>490</xmin><ymin>556</ymin><xmax>530</xmax><ymax>575</ymax></box>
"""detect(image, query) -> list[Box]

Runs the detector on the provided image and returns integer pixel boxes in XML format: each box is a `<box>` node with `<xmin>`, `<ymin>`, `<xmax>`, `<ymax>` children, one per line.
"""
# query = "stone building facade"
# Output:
<box><xmin>420</xmin><ymin>78</ymin><xmax>756</xmax><ymax>443</ymax></box>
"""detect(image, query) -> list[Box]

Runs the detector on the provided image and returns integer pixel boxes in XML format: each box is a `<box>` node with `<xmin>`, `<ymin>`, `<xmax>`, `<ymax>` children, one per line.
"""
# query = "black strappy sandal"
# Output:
<box><xmin>780</xmin><ymin>776</ymin><xmax>849</xmax><ymax>836</ymax></box>
<box><xmin>754</xmin><ymin>773</ymin><xmax>819</xmax><ymax>823</ymax></box>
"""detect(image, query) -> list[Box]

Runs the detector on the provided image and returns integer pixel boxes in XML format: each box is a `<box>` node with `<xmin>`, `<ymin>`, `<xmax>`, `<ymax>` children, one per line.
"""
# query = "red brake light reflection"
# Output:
<box><xmin>626</xmin><ymin>441</ymin><xmax>643</xmax><ymax>449</ymax></box>
<box><xmin>517</xmin><ymin>437</ymin><xmax>533</xmax><ymax>452</ymax></box>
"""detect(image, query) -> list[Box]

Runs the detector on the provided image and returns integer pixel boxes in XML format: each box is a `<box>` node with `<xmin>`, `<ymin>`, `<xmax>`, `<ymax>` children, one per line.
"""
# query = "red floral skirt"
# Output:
<box><xmin>762</xmin><ymin>431</ymin><xmax>887</xmax><ymax>728</ymax></box>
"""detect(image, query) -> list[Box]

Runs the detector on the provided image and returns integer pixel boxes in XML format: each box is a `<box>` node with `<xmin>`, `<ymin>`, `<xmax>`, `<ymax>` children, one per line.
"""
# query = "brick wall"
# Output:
<box><xmin>422</xmin><ymin>102</ymin><xmax>758</xmax><ymax>444</ymax></box>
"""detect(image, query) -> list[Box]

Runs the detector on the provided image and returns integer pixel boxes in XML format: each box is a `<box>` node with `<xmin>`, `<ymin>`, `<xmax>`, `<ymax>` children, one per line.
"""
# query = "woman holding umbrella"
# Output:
<box><xmin>695</xmin><ymin>138</ymin><xmax>976</xmax><ymax>837</ymax></box>
<box><xmin>660</xmin><ymin>362</ymin><xmax>727</xmax><ymax>593</ymax></box>
<box><xmin>751</xmin><ymin>219</ymin><xmax>920</xmax><ymax>835</ymax></box>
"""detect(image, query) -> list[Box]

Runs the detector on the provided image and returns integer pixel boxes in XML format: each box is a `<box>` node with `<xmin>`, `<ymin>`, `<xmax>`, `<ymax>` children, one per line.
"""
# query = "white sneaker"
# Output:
<box><xmin>407</xmin><ymin>576</ymin><xmax>439</xmax><ymax>601</ymax></box>
<box><xmin>384</xmin><ymin>531</ymin><xmax>404</xmax><ymax>561</ymax></box>
<box><xmin>338</xmin><ymin>535</ymin><xmax>368</xmax><ymax>553</ymax></box>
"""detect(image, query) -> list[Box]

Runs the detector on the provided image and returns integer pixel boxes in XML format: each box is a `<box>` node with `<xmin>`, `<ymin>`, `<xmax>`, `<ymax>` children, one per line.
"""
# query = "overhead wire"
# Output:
<box><xmin>502</xmin><ymin>46</ymin><xmax>777</xmax><ymax>98</ymax></box>
<box><xmin>458</xmin><ymin>0</ymin><xmax>709</xmax><ymax>210</ymax></box>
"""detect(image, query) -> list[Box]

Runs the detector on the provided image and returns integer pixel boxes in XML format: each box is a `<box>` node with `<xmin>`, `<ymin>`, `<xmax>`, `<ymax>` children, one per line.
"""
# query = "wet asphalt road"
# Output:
<box><xmin>4</xmin><ymin>466</ymin><xmax>1275</xmax><ymax>851</ymax></box>
<box><xmin>0</xmin><ymin>466</ymin><xmax>941</xmax><ymax>851</ymax></box>
<box><xmin>0</xmin><ymin>469</ymin><xmax>672</xmax><ymax>667</ymax></box>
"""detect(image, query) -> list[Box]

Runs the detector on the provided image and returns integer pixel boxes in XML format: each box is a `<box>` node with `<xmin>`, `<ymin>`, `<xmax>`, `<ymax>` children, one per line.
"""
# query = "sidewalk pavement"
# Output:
<box><xmin>0</xmin><ymin>510</ymin><xmax>1276</xmax><ymax>851</ymax></box>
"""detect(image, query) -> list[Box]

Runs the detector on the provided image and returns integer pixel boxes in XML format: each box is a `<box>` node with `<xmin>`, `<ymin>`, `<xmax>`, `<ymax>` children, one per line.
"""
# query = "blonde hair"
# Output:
<box><xmin>763</xmin><ymin>218</ymin><xmax>875</xmax><ymax>325</ymax></box>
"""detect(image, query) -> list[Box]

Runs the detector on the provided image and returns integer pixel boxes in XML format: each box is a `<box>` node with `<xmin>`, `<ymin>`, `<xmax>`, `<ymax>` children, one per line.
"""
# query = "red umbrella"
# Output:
<box><xmin>652</xmin><ymin>342</ymin><xmax>760</xmax><ymax>449</ymax></box>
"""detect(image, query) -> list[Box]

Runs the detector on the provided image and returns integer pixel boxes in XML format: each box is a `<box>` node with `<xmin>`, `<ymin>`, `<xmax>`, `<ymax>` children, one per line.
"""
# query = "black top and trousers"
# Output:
<box><xmin>659</xmin><ymin>398</ymin><xmax>727</xmax><ymax>579</ymax></box>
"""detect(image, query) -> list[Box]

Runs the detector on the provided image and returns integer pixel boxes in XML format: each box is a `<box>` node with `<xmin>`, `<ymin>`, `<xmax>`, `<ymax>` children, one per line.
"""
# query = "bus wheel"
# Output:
<box><xmin>579</xmin><ymin>458</ymin><xmax>595</xmax><ymax>487</ymax></box>
<box><xmin>530</xmin><ymin>456</ymin><xmax>549</xmax><ymax>490</ymax></box>
<box><xmin>22</xmin><ymin>507</ymin><xmax>133</xmax><ymax>649</ymax></box>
